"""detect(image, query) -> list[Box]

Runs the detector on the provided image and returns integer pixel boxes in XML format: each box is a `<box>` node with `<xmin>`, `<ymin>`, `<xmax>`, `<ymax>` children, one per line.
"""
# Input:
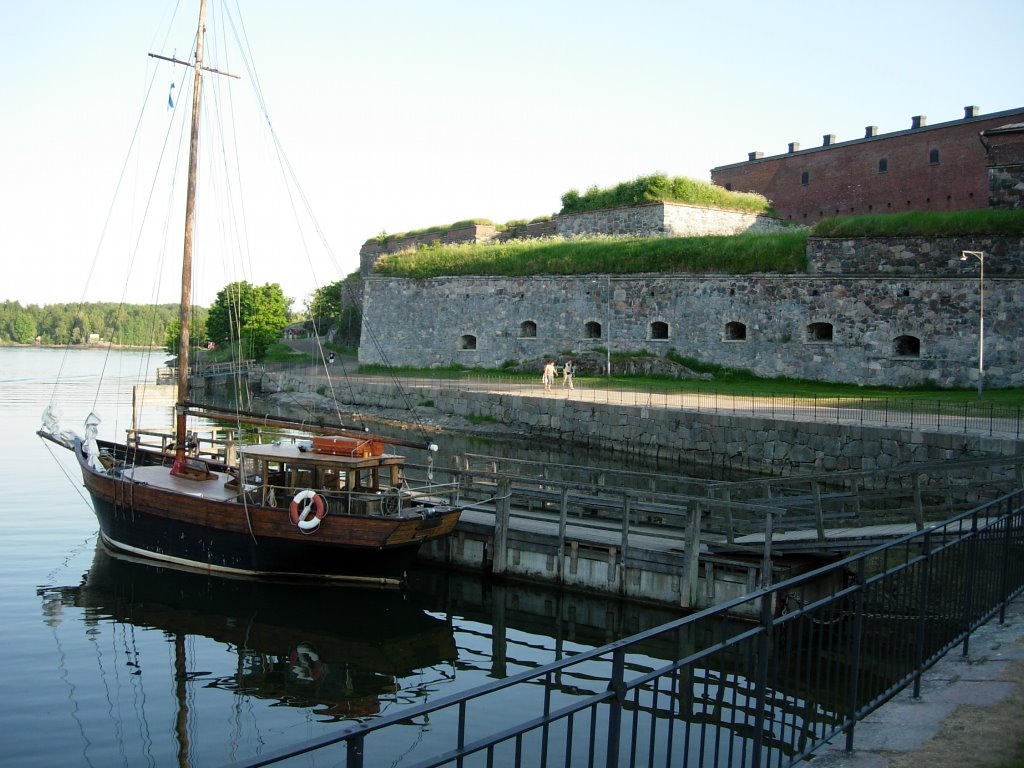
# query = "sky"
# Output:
<box><xmin>2</xmin><ymin>0</ymin><xmax>1022</xmax><ymax>311</ymax></box>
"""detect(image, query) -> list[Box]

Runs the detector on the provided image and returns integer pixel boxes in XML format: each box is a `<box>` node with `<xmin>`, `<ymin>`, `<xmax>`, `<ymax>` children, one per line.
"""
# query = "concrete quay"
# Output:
<box><xmin>806</xmin><ymin>593</ymin><xmax>1024</xmax><ymax>767</ymax></box>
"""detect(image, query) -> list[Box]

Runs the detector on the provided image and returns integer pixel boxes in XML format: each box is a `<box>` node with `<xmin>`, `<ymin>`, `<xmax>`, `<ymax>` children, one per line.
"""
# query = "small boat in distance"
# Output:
<box><xmin>38</xmin><ymin>0</ymin><xmax>462</xmax><ymax>584</ymax></box>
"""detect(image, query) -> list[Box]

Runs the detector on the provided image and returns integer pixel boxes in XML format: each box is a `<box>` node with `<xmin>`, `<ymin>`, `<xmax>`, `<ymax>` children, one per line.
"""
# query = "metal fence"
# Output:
<box><xmin>257</xmin><ymin>368</ymin><xmax>1023</xmax><ymax>438</ymax></box>
<box><xmin>224</xmin><ymin>489</ymin><xmax>1024</xmax><ymax>768</ymax></box>
<box><xmin>450</xmin><ymin>376</ymin><xmax>1024</xmax><ymax>439</ymax></box>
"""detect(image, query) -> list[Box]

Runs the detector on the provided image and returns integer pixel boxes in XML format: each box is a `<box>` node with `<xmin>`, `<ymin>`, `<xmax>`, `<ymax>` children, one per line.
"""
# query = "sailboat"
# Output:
<box><xmin>37</xmin><ymin>0</ymin><xmax>463</xmax><ymax>584</ymax></box>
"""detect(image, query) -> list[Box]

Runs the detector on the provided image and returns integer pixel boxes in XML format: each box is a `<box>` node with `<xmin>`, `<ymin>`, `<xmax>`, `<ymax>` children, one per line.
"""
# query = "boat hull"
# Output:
<box><xmin>76</xmin><ymin>441</ymin><xmax>460</xmax><ymax>582</ymax></box>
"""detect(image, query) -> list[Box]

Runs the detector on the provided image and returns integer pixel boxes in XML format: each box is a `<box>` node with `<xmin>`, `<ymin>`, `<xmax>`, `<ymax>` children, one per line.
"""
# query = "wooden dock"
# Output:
<box><xmin>416</xmin><ymin>452</ymin><xmax>1024</xmax><ymax>612</ymax></box>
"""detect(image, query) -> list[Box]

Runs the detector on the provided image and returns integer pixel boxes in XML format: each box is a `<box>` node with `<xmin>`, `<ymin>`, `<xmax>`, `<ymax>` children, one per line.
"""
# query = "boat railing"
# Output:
<box><xmin>127</xmin><ymin>427</ymin><xmax>242</xmax><ymax>465</ymax></box>
<box><xmin>256</xmin><ymin>477</ymin><xmax>461</xmax><ymax>516</ymax></box>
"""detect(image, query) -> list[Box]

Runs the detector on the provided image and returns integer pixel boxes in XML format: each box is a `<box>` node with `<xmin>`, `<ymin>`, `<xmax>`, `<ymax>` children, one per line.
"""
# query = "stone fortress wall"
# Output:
<box><xmin>358</xmin><ymin>232</ymin><xmax>1023</xmax><ymax>389</ymax></box>
<box><xmin>354</xmin><ymin>116</ymin><xmax>1024</xmax><ymax>390</ymax></box>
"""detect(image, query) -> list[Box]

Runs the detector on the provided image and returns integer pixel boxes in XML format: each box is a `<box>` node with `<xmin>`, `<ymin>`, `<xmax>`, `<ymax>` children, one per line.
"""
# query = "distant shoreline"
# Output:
<box><xmin>0</xmin><ymin>342</ymin><xmax>167</xmax><ymax>352</ymax></box>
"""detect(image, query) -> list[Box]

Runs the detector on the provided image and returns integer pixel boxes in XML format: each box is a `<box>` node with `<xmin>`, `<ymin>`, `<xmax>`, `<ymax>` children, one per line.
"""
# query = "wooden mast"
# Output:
<box><xmin>172</xmin><ymin>0</ymin><xmax>208</xmax><ymax>478</ymax></box>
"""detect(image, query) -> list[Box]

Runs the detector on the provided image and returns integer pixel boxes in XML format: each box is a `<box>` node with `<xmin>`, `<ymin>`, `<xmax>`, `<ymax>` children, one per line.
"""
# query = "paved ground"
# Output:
<box><xmin>805</xmin><ymin>593</ymin><xmax>1024</xmax><ymax>767</ymax></box>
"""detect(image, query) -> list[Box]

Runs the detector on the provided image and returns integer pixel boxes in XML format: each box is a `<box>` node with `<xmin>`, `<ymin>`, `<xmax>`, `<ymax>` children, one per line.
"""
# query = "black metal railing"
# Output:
<box><xmin>224</xmin><ymin>489</ymin><xmax>1024</xmax><ymax>768</ymax></box>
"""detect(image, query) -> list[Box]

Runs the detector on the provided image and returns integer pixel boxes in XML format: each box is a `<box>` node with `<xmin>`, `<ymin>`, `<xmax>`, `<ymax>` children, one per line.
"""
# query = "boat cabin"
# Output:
<box><xmin>239</xmin><ymin>440</ymin><xmax>408</xmax><ymax>515</ymax></box>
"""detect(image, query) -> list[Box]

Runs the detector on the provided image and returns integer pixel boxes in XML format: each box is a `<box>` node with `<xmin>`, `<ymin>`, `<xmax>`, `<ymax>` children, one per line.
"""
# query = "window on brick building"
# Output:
<box><xmin>519</xmin><ymin>320</ymin><xmax>537</xmax><ymax>338</ymax></box>
<box><xmin>878</xmin><ymin>158</ymin><xmax>888</xmax><ymax>173</ymax></box>
<box><xmin>929</xmin><ymin>149</ymin><xmax>940</xmax><ymax>165</ymax></box>
<box><xmin>585</xmin><ymin>321</ymin><xmax>603</xmax><ymax>340</ymax></box>
<box><xmin>460</xmin><ymin>334</ymin><xmax>477</xmax><ymax>350</ymax></box>
<box><xmin>650</xmin><ymin>321</ymin><xmax>669</xmax><ymax>340</ymax></box>
<box><xmin>724</xmin><ymin>321</ymin><xmax>747</xmax><ymax>341</ymax></box>
<box><xmin>800</xmin><ymin>171</ymin><xmax>809</xmax><ymax>186</ymax></box>
<box><xmin>807</xmin><ymin>322</ymin><xmax>834</xmax><ymax>342</ymax></box>
<box><xmin>893</xmin><ymin>335</ymin><xmax>920</xmax><ymax>358</ymax></box>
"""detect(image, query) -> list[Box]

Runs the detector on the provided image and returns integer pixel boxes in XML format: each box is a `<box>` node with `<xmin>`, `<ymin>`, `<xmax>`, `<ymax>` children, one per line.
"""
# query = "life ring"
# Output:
<box><xmin>290</xmin><ymin>642</ymin><xmax>323</xmax><ymax>682</ymax></box>
<box><xmin>290</xmin><ymin>490</ymin><xmax>326</xmax><ymax>532</ymax></box>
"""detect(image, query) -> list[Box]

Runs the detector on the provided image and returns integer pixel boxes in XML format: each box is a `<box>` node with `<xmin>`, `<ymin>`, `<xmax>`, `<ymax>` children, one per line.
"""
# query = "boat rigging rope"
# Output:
<box><xmin>40</xmin><ymin>440</ymin><xmax>94</xmax><ymax>508</ymax></box>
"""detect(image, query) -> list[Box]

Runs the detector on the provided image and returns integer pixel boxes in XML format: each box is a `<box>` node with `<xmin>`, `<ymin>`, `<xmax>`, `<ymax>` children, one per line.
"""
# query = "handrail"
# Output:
<box><xmin>222</xmin><ymin>489</ymin><xmax>1024</xmax><ymax>767</ymax></box>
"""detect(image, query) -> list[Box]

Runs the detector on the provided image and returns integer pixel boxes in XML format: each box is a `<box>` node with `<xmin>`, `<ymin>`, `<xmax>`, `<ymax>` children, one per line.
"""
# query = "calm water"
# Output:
<box><xmin>1</xmin><ymin>347</ymin><xmax>698</xmax><ymax>767</ymax></box>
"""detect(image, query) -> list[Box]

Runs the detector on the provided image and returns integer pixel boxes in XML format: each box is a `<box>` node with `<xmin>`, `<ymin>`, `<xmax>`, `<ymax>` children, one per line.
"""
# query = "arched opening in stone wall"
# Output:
<box><xmin>650</xmin><ymin>321</ymin><xmax>669</xmax><ymax>340</ymax></box>
<box><xmin>585</xmin><ymin>321</ymin><xmax>603</xmax><ymax>340</ymax></box>
<box><xmin>519</xmin><ymin>320</ymin><xmax>537</xmax><ymax>338</ymax></box>
<box><xmin>460</xmin><ymin>334</ymin><xmax>477</xmax><ymax>350</ymax></box>
<box><xmin>893</xmin><ymin>335</ymin><xmax>921</xmax><ymax>357</ymax></box>
<box><xmin>807</xmin><ymin>321</ymin><xmax>834</xmax><ymax>342</ymax></box>
<box><xmin>724</xmin><ymin>321</ymin><xmax>747</xmax><ymax>341</ymax></box>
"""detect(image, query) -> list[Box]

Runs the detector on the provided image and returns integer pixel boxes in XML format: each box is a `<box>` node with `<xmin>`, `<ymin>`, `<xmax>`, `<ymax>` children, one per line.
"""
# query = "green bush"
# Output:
<box><xmin>560</xmin><ymin>173</ymin><xmax>774</xmax><ymax>216</ymax></box>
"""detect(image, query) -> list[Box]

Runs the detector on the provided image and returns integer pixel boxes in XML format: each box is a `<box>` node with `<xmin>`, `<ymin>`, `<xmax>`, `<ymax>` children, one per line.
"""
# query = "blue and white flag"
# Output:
<box><xmin>167</xmin><ymin>82</ymin><xmax>176</xmax><ymax>109</ymax></box>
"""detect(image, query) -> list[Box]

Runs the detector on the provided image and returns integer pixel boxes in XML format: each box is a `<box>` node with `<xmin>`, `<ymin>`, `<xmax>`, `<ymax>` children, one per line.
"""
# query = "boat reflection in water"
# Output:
<box><xmin>40</xmin><ymin>545</ymin><xmax>707</xmax><ymax>766</ymax></box>
<box><xmin>45</xmin><ymin>545</ymin><xmax>458</xmax><ymax>723</ymax></box>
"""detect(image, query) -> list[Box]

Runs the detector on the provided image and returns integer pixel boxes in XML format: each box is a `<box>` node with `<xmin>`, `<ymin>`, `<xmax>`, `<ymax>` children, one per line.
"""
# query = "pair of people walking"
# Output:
<box><xmin>542</xmin><ymin>359</ymin><xmax>574</xmax><ymax>391</ymax></box>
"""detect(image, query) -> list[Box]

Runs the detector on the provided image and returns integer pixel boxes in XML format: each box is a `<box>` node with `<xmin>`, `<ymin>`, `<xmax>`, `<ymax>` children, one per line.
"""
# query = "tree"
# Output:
<box><xmin>308</xmin><ymin>280</ymin><xmax>343</xmax><ymax>321</ymax></box>
<box><xmin>12</xmin><ymin>311</ymin><xmax>36</xmax><ymax>344</ymax></box>
<box><xmin>307</xmin><ymin>273</ymin><xmax>362</xmax><ymax>345</ymax></box>
<box><xmin>206</xmin><ymin>281</ymin><xmax>291</xmax><ymax>360</ymax></box>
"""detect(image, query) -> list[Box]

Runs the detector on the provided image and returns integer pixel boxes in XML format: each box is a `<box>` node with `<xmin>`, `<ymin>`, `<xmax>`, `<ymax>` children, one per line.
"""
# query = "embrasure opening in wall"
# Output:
<box><xmin>893</xmin><ymin>335</ymin><xmax>921</xmax><ymax>357</ymax></box>
<box><xmin>807</xmin><ymin>322</ymin><xmax>834</xmax><ymax>342</ymax></box>
<box><xmin>724</xmin><ymin>321</ymin><xmax>747</xmax><ymax>341</ymax></box>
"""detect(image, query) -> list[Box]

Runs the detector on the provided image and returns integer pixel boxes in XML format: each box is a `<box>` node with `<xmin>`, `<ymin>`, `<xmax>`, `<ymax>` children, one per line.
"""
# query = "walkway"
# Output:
<box><xmin>273</xmin><ymin>347</ymin><xmax>1022</xmax><ymax>441</ymax></box>
<box><xmin>808</xmin><ymin>593</ymin><xmax>1024</xmax><ymax>767</ymax></box>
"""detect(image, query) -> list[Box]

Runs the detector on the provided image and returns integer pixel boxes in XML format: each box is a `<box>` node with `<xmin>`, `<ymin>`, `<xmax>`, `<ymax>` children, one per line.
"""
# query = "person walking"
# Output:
<box><xmin>542</xmin><ymin>360</ymin><xmax>556</xmax><ymax>391</ymax></box>
<box><xmin>562</xmin><ymin>359</ymin><xmax>574</xmax><ymax>390</ymax></box>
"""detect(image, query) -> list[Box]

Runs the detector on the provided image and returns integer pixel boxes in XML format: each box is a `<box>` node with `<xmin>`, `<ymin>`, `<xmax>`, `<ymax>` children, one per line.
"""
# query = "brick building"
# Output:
<box><xmin>710</xmin><ymin>106</ymin><xmax>1024</xmax><ymax>223</ymax></box>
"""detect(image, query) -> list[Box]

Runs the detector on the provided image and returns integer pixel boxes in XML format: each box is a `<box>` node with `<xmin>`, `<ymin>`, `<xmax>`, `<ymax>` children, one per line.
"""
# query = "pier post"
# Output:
<box><xmin>493</xmin><ymin>478</ymin><xmax>511</xmax><ymax>575</ymax></box>
<box><xmin>680</xmin><ymin>503</ymin><xmax>703</xmax><ymax>608</ymax></box>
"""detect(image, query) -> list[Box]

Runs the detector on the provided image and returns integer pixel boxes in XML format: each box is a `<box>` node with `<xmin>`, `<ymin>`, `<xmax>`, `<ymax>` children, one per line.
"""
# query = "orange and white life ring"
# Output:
<box><xmin>289</xmin><ymin>489</ymin><xmax>326</xmax><ymax>532</ymax></box>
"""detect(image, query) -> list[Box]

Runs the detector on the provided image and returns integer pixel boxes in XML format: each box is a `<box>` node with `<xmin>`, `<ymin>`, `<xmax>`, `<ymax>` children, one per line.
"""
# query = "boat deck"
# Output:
<box><xmin>123</xmin><ymin>465</ymin><xmax>242</xmax><ymax>501</ymax></box>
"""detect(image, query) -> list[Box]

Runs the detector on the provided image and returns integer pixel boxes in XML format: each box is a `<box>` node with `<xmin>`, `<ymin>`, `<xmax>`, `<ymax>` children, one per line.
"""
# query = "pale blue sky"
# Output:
<box><xmin>2</xmin><ymin>0</ymin><xmax>1021</xmax><ymax>309</ymax></box>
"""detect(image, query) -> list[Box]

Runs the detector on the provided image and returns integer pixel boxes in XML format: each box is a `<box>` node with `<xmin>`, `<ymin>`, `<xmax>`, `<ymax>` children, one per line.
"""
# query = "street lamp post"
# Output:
<box><xmin>605</xmin><ymin>276</ymin><xmax>611</xmax><ymax>378</ymax></box>
<box><xmin>960</xmin><ymin>250</ymin><xmax>985</xmax><ymax>399</ymax></box>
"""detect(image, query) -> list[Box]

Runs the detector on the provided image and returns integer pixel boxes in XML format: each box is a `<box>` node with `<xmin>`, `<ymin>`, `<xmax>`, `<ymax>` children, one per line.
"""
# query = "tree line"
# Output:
<box><xmin>0</xmin><ymin>300</ymin><xmax>182</xmax><ymax>347</ymax></box>
<box><xmin>3</xmin><ymin>276</ymin><xmax>358</xmax><ymax>359</ymax></box>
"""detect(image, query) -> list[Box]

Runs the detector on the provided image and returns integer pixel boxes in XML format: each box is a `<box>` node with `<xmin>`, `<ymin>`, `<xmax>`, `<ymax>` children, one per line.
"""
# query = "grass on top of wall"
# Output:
<box><xmin>560</xmin><ymin>174</ymin><xmax>774</xmax><ymax>216</ymax></box>
<box><xmin>811</xmin><ymin>209</ymin><xmax>1024</xmax><ymax>237</ymax></box>
<box><xmin>372</xmin><ymin>231</ymin><xmax>809</xmax><ymax>278</ymax></box>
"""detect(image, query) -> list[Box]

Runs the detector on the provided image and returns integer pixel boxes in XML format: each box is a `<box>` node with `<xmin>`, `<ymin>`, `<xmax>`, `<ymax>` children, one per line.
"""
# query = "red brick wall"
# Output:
<box><xmin>711</xmin><ymin>108</ymin><xmax>1024</xmax><ymax>223</ymax></box>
